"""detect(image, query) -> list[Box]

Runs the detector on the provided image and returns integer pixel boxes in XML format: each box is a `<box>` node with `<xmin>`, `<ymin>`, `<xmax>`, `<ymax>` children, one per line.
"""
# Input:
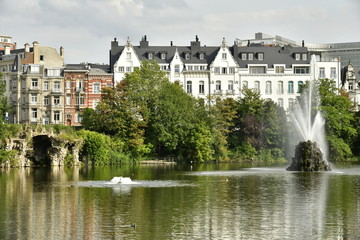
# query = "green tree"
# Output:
<box><xmin>319</xmin><ymin>79</ymin><xmax>356</xmax><ymax>162</ymax></box>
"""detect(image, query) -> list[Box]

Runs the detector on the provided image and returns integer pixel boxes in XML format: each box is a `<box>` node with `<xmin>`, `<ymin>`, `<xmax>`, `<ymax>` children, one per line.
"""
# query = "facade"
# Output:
<box><xmin>238</xmin><ymin>32</ymin><xmax>360</xmax><ymax>81</ymax></box>
<box><xmin>0</xmin><ymin>35</ymin><xmax>16</xmax><ymax>51</ymax></box>
<box><xmin>110</xmin><ymin>36</ymin><xmax>341</xmax><ymax>109</ymax></box>
<box><xmin>0</xmin><ymin>41</ymin><xmax>65</xmax><ymax>124</ymax></box>
<box><xmin>64</xmin><ymin>64</ymin><xmax>113</xmax><ymax>126</ymax></box>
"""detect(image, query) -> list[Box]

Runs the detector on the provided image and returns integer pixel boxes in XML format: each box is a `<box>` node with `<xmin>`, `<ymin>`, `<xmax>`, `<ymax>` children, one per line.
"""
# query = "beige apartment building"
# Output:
<box><xmin>0</xmin><ymin>41</ymin><xmax>65</xmax><ymax>124</ymax></box>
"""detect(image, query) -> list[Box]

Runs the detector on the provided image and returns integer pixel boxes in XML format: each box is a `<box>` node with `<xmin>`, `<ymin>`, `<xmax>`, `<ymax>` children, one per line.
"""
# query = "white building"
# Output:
<box><xmin>110</xmin><ymin>36</ymin><xmax>341</xmax><ymax>109</ymax></box>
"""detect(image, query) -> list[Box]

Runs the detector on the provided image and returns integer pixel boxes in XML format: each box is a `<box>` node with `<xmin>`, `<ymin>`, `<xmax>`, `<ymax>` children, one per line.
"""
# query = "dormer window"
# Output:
<box><xmin>302</xmin><ymin>53</ymin><xmax>307</xmax><ymax>61</ymax></box>
<box><xmin>248</xmin><ymin>53</ymin><xmax>254</xmax><ymax>61</ymax></box>
<box><xmin>185</xmin><ymin>53</ymin><xmax>191</xmax><ymax>60</ymax></box>
<box><xmin>241</xmin><ymin>53</ymin><xmax>247</xmax><ymax>60</ymax></box>
<box><xmin>199</xmin><ymin>53</ymin><xmax>205</xmax><ymax>60</ymax></box>
<box><xmin>161</xmin><ymin>52</ymin><xmax>166</xmax><ymax>60</ymax></box>
<box><xmin>148</xmin><ymin>52</ymin><xmax>153</xmax><ymax>60</ymax></box>
<box><xmin>295</xmin><ymin>53</ymin><xmax>301</xmax><ymax>61</ymax></box>
<box><xmin>258</xmin><ymin>53</ymin><xmax>264</xmax><ymax>61</ymax></box>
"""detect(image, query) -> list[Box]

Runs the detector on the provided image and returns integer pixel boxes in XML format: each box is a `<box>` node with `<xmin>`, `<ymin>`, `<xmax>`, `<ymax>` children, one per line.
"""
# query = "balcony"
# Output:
<box><xmin>214</xmin><ymin>90</ymin><xmax>223</xmax><ymax>95</ymax></box>
<box><xmin>226</xmin><ymin>89</ymin><xmax>235</xmax><ymax>95</ymax></box>
<box><xmin>75</xmin><ymin>87</ymin><xmax>85</xmax><ymax>93</ymax></box>
<box><xmin>28</xmin><ymin>87</ymin><xmax>40</xmax><ymax>93</ymax></box>
<box><xmin>51</xmin><ymin>88</ymin><xmax>63</xmax><ymax>95</ymax></box>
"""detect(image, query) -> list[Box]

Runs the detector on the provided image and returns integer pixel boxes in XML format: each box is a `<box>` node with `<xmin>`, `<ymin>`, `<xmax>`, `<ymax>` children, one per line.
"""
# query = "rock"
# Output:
<box><xmin>287</xmin><ymin>140</ymin><xmax>331</xmax><ymax>171</ymax></box>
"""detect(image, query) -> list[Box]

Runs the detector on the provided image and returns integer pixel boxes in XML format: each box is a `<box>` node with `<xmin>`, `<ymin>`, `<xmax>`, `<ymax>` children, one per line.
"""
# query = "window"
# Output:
<box><xmin>242</xmin><ymin>81</ymin><xmax>248</xmax><ymax>89</ymax></box>
<box><xmin>76</xmin><ymin>81</ymin><xmax>83</xmax><ymax>91</ymax></box>
<box><xmin>214</xmin><ymin>67</ymin><xmax>220</xmax><ymax>74</ymax></box>
<box><xmin>66</xmin><ymin>95</ymin><xmax>71</xmax><ymax>105</ymax></box>
<box><xmin>199</xmin><ymin>81</ymin><xmax>205</xmax><ymax>94</ymax></box>
<box><xmin>126</xmin><ymin>66</ymin><xmax>132</xmax><ymax>72</ymax></box>
<box><xmin>289</xmin><ymin>98</ymin><xmax>295</xmax><ymax>108</ymax></box>
<box><xmin>148</xmin><ymin>53</ymin><xmax>153</xmax><ymax>59</ymax></box>
<box><xmin>278</xmin><ymin>98</ymin><xmax>284</xmax><ymax>108</ymax></box>
<box><xmin>227</xmin><ymin>80</ymin><xmax>234</xmax><ymax>94</ymax></box>
<box><xmin>53</xmin><ymin>96</ymin><xmax>60</xmax><ymax>106</ymax></box>
<box><xmin>44</xmin><ymin>96</ymin><xmax>49</xmax><ymax>106</ymax></box>
<box><xmin>194</xmin><ymin>66</ymin><xmax>199</xmax><ymax>71</ymax></box>
<box><xmin>277</xmin><ymin>81</ymin><xmax>284</xmax><ymax>94</ymax></box>
<box><xmin>75</xmin><ymin>113</ymin><xmax>83</xmax><ymax>123</ymax></box>
<box><xmin>241</xmin><ymin>53</ymin><xmax>247</xmax><ymax>60</ymax></box>
<box><xmin>76</xmin><ymin>96</ymin><xmax>85</xmax><ymax>105</ymax></box>
<box><xmin>47</xmin><ymin>69</ymin><xmax>60</xmax><ymax>77</ymax></box>
<box><xmin>199</xmin><ymin>66</ymin><xmax>206</xmax><ymax>71</ymax></box>
<box><xmin>40</xmin><ymin>55</ymin><xmax>44</xmax><ymax>61</ymax></box>
<box><xmin>298</xmin><ymin>81</ymin><xmax>304</xmax><ymax>93</ymax></box>
<box><xmin>275</xmin><ymin>66</ymin><xmax>285</xmax><ymax>74</ymax></box>
<box><xmin>330</xmin><ymin>67</ymin><xmax>337</xmax><ymax>79</ymax></box>
<box><xmin>294</xmin><ymin>66</ymin><xmax>309</xmax><ymax>74</ymax></box>
<box><xmin>248</xmin><ymin>53</ymin><xmax>254</xmax><ymax>60</ymax></box>
<box><xmin>118</xmin><ymin>66</ymin><xmax>124</xmax><ymax>72</ymax></box>
<box><xmin>302</xmin><ymin>53</ymin><xmax>307</xmax><ymax>61</ymax></box>
<box><xmin>249</xmin><ymin>66</ymin><xmax>266</xmax><ymax>74</ymax></box>
<box><xmin>54</xmin><ymin>111</ymin><xmax>60</xmax><ymax>123</ymax></box>
<box><xmin>258</xmin><ymin>53</ymin><xmax>264</xmax><ymax>61</ymax></box>
<box><xmin>54</xmin><ymin>81</ymin><xmax>61</xmax><ymax>92</ymax></box>
<box><xmin>265</xmin><ymin>81</ymin><xmax>272</xmax><ymax>94</ymax></box>
<box><xmin>229</xmin><ymin>67</ymin><xmax>235</xmax><ymax>74</ymax></box>
<box><xmin>185</xmin><ymin>53</ymin><xmax>190</xmax><ymax>60</ymax></box>
<box><xmin>222</xmin><ymin>53</ymin><xmax>227</xmax><ymax>59</ymax></box>
<box><xmin>187</xmin><ymin>66</ymin><xmax>193</xmax><ymax>71</ymax></box>
<box><xmin>126</xmin><ymin>52</ymin><xmax>131</xmax><ymax>59</ymax></box>
<box><xmin>93</xmin><ymin>83</ymin><xmax>101</xmax><ymax>94</ymax></box>
<box><xmin>288</xmin><ymin>81</ymin><xmax>294</xmax><ymax>94</ymax></box>
<box><xmin>30</xmin><ymin>65</ymin><xmax>40</xmax><ymax>73</ymax></box>
<box><xmin>186</xmin><ymin>81</ymin><xmax>192</xmax><ymax>94</ymax></box>
<box><xmin>160</xmin><ymin>65</ymin><xmax>167</xmax><ymax>71</ymax></box>
<box><xmin>161</xmin><ymin>53</ymin><xmax>166</xmax><ymax>60</ymax></box>
<box><xmin>31</xmin><ymin>108</ymin><xmax>37</xmax><ymax>121</ymax></box>
<box><xmin>222</xmin><ymin>67</ymin><xmax>227</xmax><ymax>74</ymax></box>
<box><xmin>31</xmin><ymin>79</ymin><xmax>38</xmax><ymax>89</ymax></box>
<box><xmin>174</xmin><ymin>65</ymin><xmax>180</xmax><ymax>74</ymax></box>
<box><xmin>31</xmin><ymin>94</ymin><xmax>37</xmax><ymax>104</ymax></box>
<box><xmin>216</xmin><ymin>80</ymin><xmax>221</xmax><ymax>91</ymax></box>
<box><xmin>349</xmin><ymin>82</ymin><xmax>353</xmax><ymax>91</ymax></box>
<box><xmin>295</xmin><ymin>53</ymin><xmax>301</xmax><ymax>61</ymax></box>
<box><xmin>319</xmin><ymin>67</ymin><xmax>325</xmax><ymax>78</ymax></box>
<box><xmin>93</xmin><ymin>99</ymin><xmax>100</xmax><ymax>109</ymax></box>
<box><xmin>254</xmin><ymin>81</ymin><xmax>260</xmax><ymax>93</ymax></box>
<box><xmin>66</xmin><ymin>81</ymin><xmax>71</xmax><ymax>89</ymax></box>
<box><xmin>199</xmin><ymin>53</ymin><xmax>205</xmax><ymax>60</ymax></box>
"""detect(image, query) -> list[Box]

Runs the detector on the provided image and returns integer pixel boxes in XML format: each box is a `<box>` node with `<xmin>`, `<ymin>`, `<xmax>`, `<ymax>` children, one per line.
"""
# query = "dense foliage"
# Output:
<box><xmin>0</xmin><ymin>73</ymin><xmax>9</xmax><ymax>123</ymax></box>
<box><xmin>82</xmin><ymin>61</ymin><xmax>288</xmax><ymax>163</ymax></box>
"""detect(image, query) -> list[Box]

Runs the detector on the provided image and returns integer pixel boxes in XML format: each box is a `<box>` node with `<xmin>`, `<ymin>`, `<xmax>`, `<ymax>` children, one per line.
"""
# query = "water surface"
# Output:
<box><xmin>1</xmin><ymin>163</ymin><xmax>360</xmax><ymax>239</ymax></box>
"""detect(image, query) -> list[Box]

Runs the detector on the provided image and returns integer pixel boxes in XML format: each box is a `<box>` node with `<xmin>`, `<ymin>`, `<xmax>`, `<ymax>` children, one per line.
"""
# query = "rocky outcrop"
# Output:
<box><xmin>287</xmin><ymin>140</ymin><xmax>331</xmax><ymax>171</ymax></box>
<box><xmin>1</xmin><ymin>126</ymin><xmax>83</xmax><ymax>168</ymax></box>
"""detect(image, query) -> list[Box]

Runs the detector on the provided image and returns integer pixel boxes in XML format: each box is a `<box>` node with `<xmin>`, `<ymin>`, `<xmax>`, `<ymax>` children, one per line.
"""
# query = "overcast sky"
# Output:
<box><xmin>2</xmin><ymin>0</ymin><xmax>360</xmax><ymax>64</ymax></box>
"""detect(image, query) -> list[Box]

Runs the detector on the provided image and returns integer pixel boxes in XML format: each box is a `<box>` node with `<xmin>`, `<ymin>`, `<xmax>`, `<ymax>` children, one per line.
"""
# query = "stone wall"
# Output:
<box><xmin>1</xmin><ymin>126</ymin><xmax>83</xmax><ymax>168</ymax></box>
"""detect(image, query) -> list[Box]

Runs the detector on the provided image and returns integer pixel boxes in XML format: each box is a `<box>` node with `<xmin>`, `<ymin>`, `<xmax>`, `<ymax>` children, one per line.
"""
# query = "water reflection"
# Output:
<box><xmin>0</xmin><ymin>165</ymin><xmax>360</xmax><ymax>239</ymax></box>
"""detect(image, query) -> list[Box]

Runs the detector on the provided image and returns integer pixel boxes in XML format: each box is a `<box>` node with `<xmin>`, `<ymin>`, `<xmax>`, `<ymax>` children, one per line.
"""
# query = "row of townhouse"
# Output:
<box><xmin>110</xmin><ymin>36</ymin><xmax>341</xmax><ymax>109</ymax></box>
<box><xmin>0</xmin><ymin>40</ymin><xmax>113</xmax><ymax>125</ymax></box>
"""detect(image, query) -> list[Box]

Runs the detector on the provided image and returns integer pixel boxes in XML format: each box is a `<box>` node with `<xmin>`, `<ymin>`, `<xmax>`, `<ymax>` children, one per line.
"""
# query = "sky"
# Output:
<box><xmin>1</xmin><ymin>0</ymin><xmax>360</xmax><ymax>64</ymax></box>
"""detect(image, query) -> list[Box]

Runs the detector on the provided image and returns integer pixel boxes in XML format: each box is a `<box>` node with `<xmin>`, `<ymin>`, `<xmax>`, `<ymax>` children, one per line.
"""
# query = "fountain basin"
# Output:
<box><xmin>287</xmin><ymin>140</ymin><xmax>331</xmax><ymax>171</ymax></box>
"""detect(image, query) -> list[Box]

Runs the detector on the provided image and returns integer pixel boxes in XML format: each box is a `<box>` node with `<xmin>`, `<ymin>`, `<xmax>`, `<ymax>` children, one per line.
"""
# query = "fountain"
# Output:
<box><xmin>110</xmin><ymin>177</ymin><xmax>132</xmax><ymax>184</ymax></box>
<box><xmin>287</xmin><ymin>74</ymin><xmax>331</xmax><ymax>171</ymax></box>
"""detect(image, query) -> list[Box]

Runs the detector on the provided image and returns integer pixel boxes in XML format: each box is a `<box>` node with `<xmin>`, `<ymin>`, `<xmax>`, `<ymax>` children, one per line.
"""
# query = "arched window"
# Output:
<box><xmin>254</xmin><ymin>81</ymin><xmax>260</xmax><ymax>93</ymax></box>
<box><xmin>288</xmin><ymin>81</ymin><xmax>294</xmax><ymax>94</ymax></box>
<box><xmin>277</xmin><ymin>81</ymin><xmax>284</xmax><ymax>94</ymax></box>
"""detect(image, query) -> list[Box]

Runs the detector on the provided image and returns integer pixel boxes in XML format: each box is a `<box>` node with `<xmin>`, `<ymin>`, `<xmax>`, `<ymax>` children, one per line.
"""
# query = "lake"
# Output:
<box><xmin>1</xmin><ymin>163</ymin><xmax>360</xmax><ymax>239</ymax></box>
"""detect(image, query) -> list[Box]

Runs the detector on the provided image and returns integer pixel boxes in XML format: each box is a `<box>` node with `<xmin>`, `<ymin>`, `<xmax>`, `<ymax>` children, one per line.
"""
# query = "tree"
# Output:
<box><xmin>319</xmin><ymin>79</ymin><xmax>356</xmax><ymax>162</ymax></box>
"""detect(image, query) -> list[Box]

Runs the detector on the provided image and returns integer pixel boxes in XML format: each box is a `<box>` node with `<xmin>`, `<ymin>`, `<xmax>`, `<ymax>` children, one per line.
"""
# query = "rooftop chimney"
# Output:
<box><xmin>24</xmin><ymin>43</ymin><xmax>30</xmax><ymax>52</ymax></box>
<box><xmin>33</xmin><ymin>41</ymin><xmax>39</xmax><ymax>64</ymax></box>
<box><xmin>60</xmin><ymin>46</ymin><xmax>64</xmax><ymax>59</ymax></box>
<box><xmin>4</xmin><ymin>45</ymin><xmax>11</xmax><ymax>55</ymax></box>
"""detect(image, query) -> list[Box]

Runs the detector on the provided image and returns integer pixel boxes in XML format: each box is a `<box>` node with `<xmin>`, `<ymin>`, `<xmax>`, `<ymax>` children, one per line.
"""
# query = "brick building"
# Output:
<box><xmin>64</xmin><ymin>63</ymin><xmax>113</xmax><ymax>126</ymax></box>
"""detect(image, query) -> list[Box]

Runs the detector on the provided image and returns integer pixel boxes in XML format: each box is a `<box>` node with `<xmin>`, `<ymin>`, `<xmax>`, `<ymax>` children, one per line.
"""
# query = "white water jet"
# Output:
<box><xmin>110</xmin><ymin>177</ymin><xmax>132</xmax><ymax>184</ymax></box>
<box><xmin>289</xmin><ymin>79</ymin><xmax>329</xmax><ymax>162</ymax></box>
